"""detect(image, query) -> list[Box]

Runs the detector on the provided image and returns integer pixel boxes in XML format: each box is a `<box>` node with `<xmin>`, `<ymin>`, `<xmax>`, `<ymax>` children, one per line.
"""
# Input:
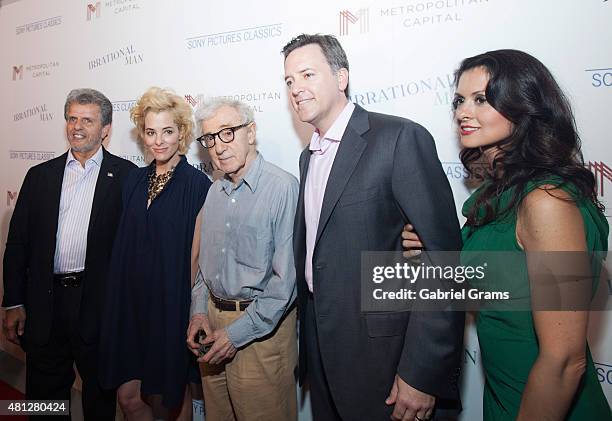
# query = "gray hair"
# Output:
<box><xmin>64</xmin><ymin>88</ymin><xmax>113</xmax><ymax>126</ymax></box>
<box><xmin>194</xmin><ymin>97</ymin><xmax>254</xmax><ymax>134</ymax></box>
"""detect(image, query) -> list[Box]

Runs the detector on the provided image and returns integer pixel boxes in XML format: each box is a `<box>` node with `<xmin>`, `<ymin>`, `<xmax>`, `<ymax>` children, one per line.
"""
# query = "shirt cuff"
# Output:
<box><xmin>225</xmin><ymin>314</ymin><xmax>258</xmax><ymax>348</ymax></box>
<box><xmin>2</xmin><ymin>304</ymin><xmax>24</xmax><ymax>310</ymax></box>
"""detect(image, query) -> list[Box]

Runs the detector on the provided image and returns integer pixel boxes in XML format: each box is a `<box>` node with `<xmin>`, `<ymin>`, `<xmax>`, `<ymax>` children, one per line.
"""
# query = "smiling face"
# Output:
<box><xmin>283</xmin><ymin>43</ymin><xmax>348</xmax><ymax>134</ymax></box>
<box><xmin>200</xmin><ymin>105</ymin><xmax>257</xmax><ymax>183</ymax></box>
<box><xmin>65</xmin><ymin>103</ymin><xmax>109</xmax><ymax>160</ymax></box>
<box><xmin>143</xmin><ymin>110</ymin><xmax>181</xmax><ymax>171</ymax></box>
<box><xmin>453</xmin><ymin>67</ymin><xmax>513</xmax><ymax>162</ymax></box>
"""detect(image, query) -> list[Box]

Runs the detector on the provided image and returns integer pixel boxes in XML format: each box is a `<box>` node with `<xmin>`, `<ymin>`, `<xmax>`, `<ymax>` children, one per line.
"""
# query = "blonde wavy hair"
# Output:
<box><xmin>130</xmin><ymin>87</ymin><xmax>194</xmax><ymax>154</ymax></box>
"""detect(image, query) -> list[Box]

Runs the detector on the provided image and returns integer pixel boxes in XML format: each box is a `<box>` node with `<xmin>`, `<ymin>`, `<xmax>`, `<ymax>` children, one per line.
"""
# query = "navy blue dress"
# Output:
<box><xmin>99</xmin><ymin>156</ymin><xmax>211</xmax><ymax>407</ymax></box>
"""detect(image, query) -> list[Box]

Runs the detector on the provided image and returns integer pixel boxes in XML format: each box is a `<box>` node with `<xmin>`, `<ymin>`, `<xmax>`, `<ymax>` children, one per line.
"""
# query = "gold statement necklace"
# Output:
<box><xmin>147</xmin><ymin>164</ymin><xmax>175</xmax><ymax>203</ymax></box>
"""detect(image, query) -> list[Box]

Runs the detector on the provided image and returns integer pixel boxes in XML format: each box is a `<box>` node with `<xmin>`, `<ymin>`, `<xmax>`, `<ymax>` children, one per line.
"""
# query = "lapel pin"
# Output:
<box><xmin>107</xmin><ymin>172</ymin><xmax>114</xmax><ymax>177</ymax></box>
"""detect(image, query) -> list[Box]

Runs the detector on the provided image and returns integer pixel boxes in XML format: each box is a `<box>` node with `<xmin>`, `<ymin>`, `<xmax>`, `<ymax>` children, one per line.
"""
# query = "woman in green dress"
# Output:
<box><xmin>403</xmin><ymin>49</ymin><xmax>611</xmax><ymax>420</ymax></box>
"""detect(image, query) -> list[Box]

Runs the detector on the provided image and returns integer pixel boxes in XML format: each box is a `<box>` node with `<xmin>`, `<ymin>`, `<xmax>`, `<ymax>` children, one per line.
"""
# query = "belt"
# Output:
<box><xmin>53</xmin><ymin>271</ymin><xmax>84</xmax><ymax>287</ymax></box>
<box><xmin>210</xmin><ymin>292</ymin><xmax>252</xmax><ymax>312</ymax></box>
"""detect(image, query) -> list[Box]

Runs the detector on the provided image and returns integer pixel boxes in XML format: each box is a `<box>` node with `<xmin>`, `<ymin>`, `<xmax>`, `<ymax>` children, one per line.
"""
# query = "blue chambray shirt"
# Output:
<box><xmin>191</xmin><ymin>153</ymin><xmax>298</xmax><ymax>348</ymax></box>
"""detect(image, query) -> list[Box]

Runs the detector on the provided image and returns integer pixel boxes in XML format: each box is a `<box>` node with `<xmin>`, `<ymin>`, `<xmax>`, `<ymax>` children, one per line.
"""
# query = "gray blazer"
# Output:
<box><xmin>293</xmin><ymin>104</ymin><xmax>464</xmax><ymax>419</ymax></box>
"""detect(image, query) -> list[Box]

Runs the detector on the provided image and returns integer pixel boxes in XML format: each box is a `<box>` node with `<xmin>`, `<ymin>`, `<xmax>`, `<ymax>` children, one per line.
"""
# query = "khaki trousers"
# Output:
<box><xmin>201</xmin><ymin>299</ymin><xmax>297</xmax><ymax>421</ymax></box>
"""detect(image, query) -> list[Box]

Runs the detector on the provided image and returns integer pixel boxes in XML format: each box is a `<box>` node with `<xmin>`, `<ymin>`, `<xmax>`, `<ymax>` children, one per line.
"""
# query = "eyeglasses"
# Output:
<box><xmin>196</xmin><ymin>122</ymin><xmax>252</xmax><ymax>148</ymax></box>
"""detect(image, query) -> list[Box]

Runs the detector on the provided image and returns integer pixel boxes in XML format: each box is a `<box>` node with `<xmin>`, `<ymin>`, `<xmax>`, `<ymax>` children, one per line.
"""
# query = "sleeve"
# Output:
<box><xmin>391</xmin><ymin>123</ymin><xmax>461</xmax><ymax>251</ymax></box>
<box><xmin>190</xmin><ymin>271</ymin><xmax>209</xmax><ymax>316</ymax></box>
<box><xmin>2</xmin><ymin>304</ymin><xmax>25</xmax><ymax>310</ymax></box>
<box><xmin>2</xmin><ymin>168</ymin><xmax>35</xmax><ymax>307</ymax></box>
<box><xmin>391</xmin><ymin>122</ymin><xmax>465</xmax><ymax>399</ymax></box>
<box><xmin>225</xmin><ymin>176</ymin><xmax>298</xmax><ymax>348</ymax></box>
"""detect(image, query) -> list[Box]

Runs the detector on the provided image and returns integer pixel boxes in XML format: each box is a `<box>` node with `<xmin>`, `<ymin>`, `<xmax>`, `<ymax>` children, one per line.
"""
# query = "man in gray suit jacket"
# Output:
<box><xmin>283</xmin><ymin>34</ymin><xmax>464</xmax><ymax>421</ymax></box>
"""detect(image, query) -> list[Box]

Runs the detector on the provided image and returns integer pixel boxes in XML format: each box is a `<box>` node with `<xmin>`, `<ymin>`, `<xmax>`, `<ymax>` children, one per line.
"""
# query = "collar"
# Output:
<box><xmin>66</xmin><ymin>145</ymin><xmax>104</xmax><ymax>168</ymax></box>
<box><xmin>220</xmin><ymin>152</ymin><xmax>263</xmax><ymax>195</ymax></box>
<box><xmin>309</xmin><ymin>102</ymin><xmax>355</xmax><ymax>154</ymax></box>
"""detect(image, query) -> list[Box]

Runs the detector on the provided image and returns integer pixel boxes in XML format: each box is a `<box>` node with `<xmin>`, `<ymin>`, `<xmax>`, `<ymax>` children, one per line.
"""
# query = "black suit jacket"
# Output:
<box><xmin>2</xmin><ymin>147</ymin><xmax>136</xmax><ymax>345</ymax></box>
<box><xmin>294</xmin><ymin>105</ymin><xmax>464</xmax><ymax>419</ymax></box>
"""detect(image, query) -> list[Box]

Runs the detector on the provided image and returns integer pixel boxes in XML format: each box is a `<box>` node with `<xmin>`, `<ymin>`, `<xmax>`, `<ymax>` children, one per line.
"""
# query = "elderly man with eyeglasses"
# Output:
<box><xmin>186</xmin><ymin>97</ymin><xmax>299</xmax><ymax>421</ymax></box>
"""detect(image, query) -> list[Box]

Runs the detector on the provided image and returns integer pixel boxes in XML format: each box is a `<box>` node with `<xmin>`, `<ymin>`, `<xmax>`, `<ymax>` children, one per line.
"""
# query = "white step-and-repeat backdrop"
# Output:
<box><xmin>1</xmin><ymin>0</ymin><xmax>611</xmax><ymax>419</ymax></box>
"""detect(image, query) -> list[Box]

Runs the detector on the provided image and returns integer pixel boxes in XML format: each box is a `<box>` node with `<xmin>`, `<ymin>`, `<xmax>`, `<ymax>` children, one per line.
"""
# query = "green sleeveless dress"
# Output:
<box><xmin>461</xmin><ymin>179</ymin><xmax>611</xmax><ymax>420</ymax></box>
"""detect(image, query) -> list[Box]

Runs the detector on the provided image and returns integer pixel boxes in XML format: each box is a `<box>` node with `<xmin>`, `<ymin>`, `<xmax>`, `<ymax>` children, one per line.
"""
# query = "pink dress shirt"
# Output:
<box><xmin>304</xmin><ymin>102</ymin><xmax>355</xmax><ymax>292</ymax></box>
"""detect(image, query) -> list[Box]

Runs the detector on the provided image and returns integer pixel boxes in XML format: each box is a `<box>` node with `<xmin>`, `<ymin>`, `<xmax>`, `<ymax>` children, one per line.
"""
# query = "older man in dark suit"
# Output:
<box><xmin>2</xmin><ymin>88</ymin><xmax>136</xmax><ymax>419</ymax></box>
<box><xmin>283</xmin><ymin>34</ymin><xmax>464</xmax><ymax>421</ymax></box>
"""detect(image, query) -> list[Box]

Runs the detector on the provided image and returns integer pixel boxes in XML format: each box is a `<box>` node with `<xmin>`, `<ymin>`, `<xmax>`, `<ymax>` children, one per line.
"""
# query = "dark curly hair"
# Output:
<box><xmin>456</xmin><ymin>49</ymin><xmax>603</xmax><ymax>226</ymax></box>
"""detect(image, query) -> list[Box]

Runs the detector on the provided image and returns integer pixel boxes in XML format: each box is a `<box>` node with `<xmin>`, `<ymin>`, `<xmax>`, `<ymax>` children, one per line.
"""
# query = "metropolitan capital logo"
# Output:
<box><xmin>218</xmin><ymin>91</ymin><xmax>281</xmax><ymax>113</ymax></box>
<box><xmin>12</xmin><ymin>65</ymin><xmax>24</xmax><ymax>81</ymax></box>
<box><xmin>184</xmin><ymin>94</ymin><xmax>201</xmax><ymax>108</ymax></box>
<box><xmin>588</xmin><ymin>161</ymin><xmax>612</xmax><ymax>197</ymax></box>
<box><xmin>366</xmin><ymin>0</ymin><xmax>491</xmax><ymax>31</ymax></box>
<box><xmin>87</xmin><ymin>2</ymin><xmax>101</xmax><ymax>20</ymax></box>
<box><xmin>7</xmin><ymin>190</ymin><xmax>18</xmax><ymax>207</ymax></box>
<box><xmin>184</xmin><ymin>92</ymin><xmax>279</xmax><ymax>114</ymax></box>
<box><xmin>10</xmin><ymin>62</ymin><xmax>60</xmax><ymax>81</ymax></box>
<box><xmin>336</xmin><ymin>1</ymin><xmax>493</xmax><ymax>34</ymax></box>
<box><xmin>87</xmin><ymin>0</ymin><xmax>140</xmax><ymax>20</ymax></box>
<box><xmin>119</xmin><ymin>154</ymin><xmax>146</xmax><ymax>165</ymax></box>
<box><xmin>339</xmin><ymin>9</ymin><xmax>370</xmax><ymax>36</ymax></box>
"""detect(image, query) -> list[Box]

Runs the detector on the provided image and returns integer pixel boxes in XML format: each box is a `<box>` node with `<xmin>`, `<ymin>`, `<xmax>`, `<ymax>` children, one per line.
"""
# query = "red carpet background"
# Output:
<box><xmin>0</xmin><ymin>379</ymin><xmax>26</xmax><ymax>420</ymax></box>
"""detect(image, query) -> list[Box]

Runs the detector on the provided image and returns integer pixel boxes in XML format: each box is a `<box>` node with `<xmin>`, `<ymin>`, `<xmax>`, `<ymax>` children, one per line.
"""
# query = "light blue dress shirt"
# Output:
<box><xmin>53</xmin><ymin>146</ymin><xmax>103</xmax><ymax>273</ymax></box>
<box><xmin>191</xmin><ymin>153</ymin><xmax>298</xmax><ymax>348</ymax></box>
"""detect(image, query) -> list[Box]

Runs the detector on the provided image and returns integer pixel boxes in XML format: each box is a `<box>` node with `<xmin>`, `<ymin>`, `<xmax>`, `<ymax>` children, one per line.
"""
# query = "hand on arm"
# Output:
<box><xmin>401</xmin><ymin>224</ymin><xmax>423</xmax><ymax>257</ymax></box>
<box><xmin>516</xmin><ymin>187</ymin><xmax>590</xmax><ymax>421</ymax></box>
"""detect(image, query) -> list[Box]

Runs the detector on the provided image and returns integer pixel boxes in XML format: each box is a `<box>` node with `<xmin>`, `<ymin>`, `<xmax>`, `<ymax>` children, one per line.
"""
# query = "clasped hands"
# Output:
<box><xmin>186</xmin><ymin>313</ymin><xmax>236</xmax><ymax>365</ymax></box>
